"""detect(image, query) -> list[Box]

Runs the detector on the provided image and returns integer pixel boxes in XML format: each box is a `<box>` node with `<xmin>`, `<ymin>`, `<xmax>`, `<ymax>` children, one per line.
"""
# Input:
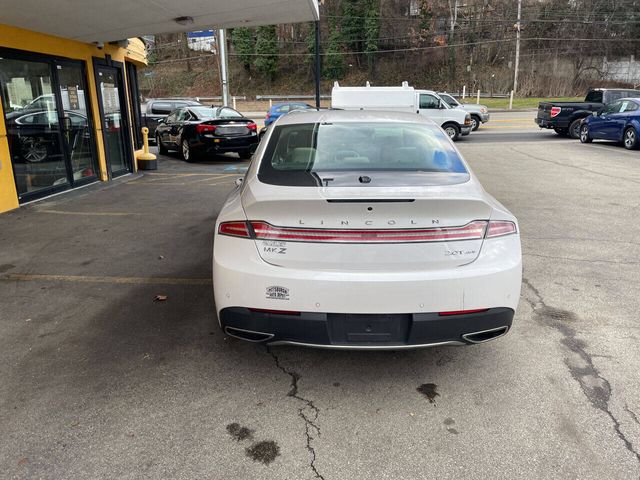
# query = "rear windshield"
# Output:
<box><xmin>258</xmin><ymin>122</ymin><xmax>469</xmax><ymax>187</ymax></box>
<box><xmin>190</xmin><ymin>107</ymin><xmax>218</xmax><ymax>119</ymax></box>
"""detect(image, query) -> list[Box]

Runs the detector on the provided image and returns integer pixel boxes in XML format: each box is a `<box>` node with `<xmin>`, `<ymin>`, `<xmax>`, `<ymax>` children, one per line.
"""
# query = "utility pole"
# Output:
<box><xmin>513</xmin><ymin>0</ymin><xmax>522</xmax><ymax>96</ymax></box>
<box><xmin>314</xmin><ymin>21</ymin><xmax>321</xmax><ymax>109</ymax></box>
<box><xmin>217</xmin><ymin>28</ymin><xmax>230</xmax><ymax>106</ymax></box>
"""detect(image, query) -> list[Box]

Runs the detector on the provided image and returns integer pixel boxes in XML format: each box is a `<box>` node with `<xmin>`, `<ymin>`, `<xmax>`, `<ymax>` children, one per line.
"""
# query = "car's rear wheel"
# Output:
<box><xmin>568</xmin><ymin>119</ymin><xmax>582</xmax><ymax>139</ymax></box>
<box><xmin>156</xmin><ymin>133</ymin><xmax>168</xmax><ymax>154</ymax></box>
<box><xmin>579</xmin><ymin>125</ymin><xmax>592</xmax><ymax>143</ymax></box>
<box><xmin>181</xmin><ymin>138</ymin><xmax>195</xmax><ymax>162</ymax></box>
<box><xmin>623</xmin><ymin>127</ymin><xmax>639</xmax><ymax>150</ymax></box>
<box><xmin>442</xmin><ymin>123</ymin><xmax>460</xmax><ymax>141</ymax></box>
<box><xmin>554</xmin><ymin>127</ymin><xmax>568</xmax><ymax>136</ymax></box>
<box><xmin>20</xmin><ymin>136</ymin><xmax>49</xmax><ymax>163</ymax></box>
<box><xmin>470</xmin><ymin>115</ymin><xmax>481</xmax><ymax>131</ymax></box>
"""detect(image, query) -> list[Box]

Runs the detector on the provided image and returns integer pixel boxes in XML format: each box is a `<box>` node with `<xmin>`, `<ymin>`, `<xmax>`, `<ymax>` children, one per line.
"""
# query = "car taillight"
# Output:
<box><xmin>218</xmin><ymin>221</ymin><xmax>251</xmax><ymax>238</ymax></box>
<box><xmin>265</xmin><ymin>112</ymin><xmax>271</xmax><ymax>119</ymax></box>
<box><xmin>218</xmin><ymin>220</ymin><xmax>517</xmax><ymax>242</ymax></box>
<box><xmin>196</xmin><ymin>124</ymin><xmax>217</xmax><ymax>134</ymax></box>
<box><xmin>247</xmin><ymin>122</ymin><xmax>257</xmax><ymax>131</ymax></box>
<box><xmin>550</xmin><ymin>107</ymin><xmax>561</xmax><ymax>117</ymax></box>
<box><xmin>464</xmin><ymin>114</ymin><xmax>472</xmax><ymax>125</ymax></box>
<box><xmin>249</xmin><ymin>220</ymin><xmax>487</xmax><ymax>243</ymax></box>
<box><xmin>439</xmin><ymin>308</ymin><xmax>489</xmax><ymax>316</ymax></box>
<box><xmin>486</xmin><ymin>220</ymin><xmax>517</xmax><ymax>238</ymax></box>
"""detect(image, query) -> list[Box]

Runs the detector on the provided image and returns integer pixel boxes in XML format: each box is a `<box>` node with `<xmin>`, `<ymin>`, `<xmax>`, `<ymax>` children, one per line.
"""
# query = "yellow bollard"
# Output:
<box><xmin>135</xmin><ymin>127</ymin><xmax>157</xmax><ymax>170</ymax></box>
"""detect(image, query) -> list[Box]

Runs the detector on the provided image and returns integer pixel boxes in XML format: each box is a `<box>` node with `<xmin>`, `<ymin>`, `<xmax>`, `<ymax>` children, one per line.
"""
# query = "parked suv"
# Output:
<box><xmin>438</xmin><ymin>92</ymin><xmax>490</xmax><ymax>131</ymax></box>
<box><xmin>142</xmin><ymin>98</ymin><xmax>202</xmax><ymax>143</ymax></box>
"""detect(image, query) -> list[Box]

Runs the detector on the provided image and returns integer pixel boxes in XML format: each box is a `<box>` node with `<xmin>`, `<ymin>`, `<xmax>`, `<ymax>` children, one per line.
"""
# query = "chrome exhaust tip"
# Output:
<box><xmin>462</xmin><ymin>326</ymin><xmax>509</xmax><ymax>344</ymax></box>
<box><xmin>224</xmin><ymin>326</ymin><xmax>274</xmax><ymax>343</ymax></box>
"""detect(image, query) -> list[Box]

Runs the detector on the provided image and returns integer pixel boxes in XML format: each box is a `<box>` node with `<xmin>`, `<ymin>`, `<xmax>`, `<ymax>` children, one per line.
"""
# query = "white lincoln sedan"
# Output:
<box><xmin>213</xmin><ymin>110</ymin><xmax>521</xmax><ymax>349</ymax></box>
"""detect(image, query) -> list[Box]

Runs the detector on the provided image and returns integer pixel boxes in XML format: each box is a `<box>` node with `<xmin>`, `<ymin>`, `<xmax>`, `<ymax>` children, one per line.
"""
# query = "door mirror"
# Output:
<box><xmin>592</xmin><ymin>111</ymin><xmax>598</xmax><ymax>117</ymax></box>
<box><xmin>234</xmin><ymin>177</ymin><xmax>244</xmax><ymax>187</ymax></box>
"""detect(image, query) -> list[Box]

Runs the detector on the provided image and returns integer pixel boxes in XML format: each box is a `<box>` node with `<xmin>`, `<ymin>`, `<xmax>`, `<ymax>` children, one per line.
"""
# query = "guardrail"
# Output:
<box><xmin>255</xmin><ymin>95</ymin><xmax>331</xmax><ymax>100</ymax></box>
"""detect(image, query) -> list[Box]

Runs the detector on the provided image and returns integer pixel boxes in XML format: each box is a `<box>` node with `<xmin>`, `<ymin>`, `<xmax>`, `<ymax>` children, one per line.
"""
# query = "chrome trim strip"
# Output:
<box><xmin>224</xmin><ymin>326</ymin><xmax>275</xmax><ymax>342</ymax></box>
<box><xmin>267</xmin><ymin>340</ymin><xmax>465</xmax><ymax>350</ymax></box>
<box><xmin>462</xmin><ymin>326</ymin><xmax>509</xmax><ymax>344</ymax></box>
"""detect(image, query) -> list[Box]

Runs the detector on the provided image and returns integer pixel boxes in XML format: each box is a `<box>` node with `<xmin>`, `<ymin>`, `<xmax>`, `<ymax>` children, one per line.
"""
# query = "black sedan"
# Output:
<box><xmin>155</xmin><ymin>106</ymin><xmax>259</xmax><ymax>161</ymax></box>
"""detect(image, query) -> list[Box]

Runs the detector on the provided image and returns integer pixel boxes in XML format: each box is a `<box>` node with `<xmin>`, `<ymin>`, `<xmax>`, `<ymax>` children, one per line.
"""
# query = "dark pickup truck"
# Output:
<box><xmin>536</xmin><ymin>88</ymin><xmax>640</xmax><ymax>139</ymax></box>
<box><xmin>142</xmin><ymin>98</ymin><xmax>202</xmax><ymax>143</ymax></box>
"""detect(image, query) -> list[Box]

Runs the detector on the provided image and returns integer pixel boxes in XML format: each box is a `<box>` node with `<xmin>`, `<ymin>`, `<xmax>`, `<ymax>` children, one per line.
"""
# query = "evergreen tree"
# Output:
<box><xmin>324</xmin><ymin>22</ymin><xmax>345</xmax><ymax>80</ymax></box>
<box><xmin>231</xmin><ymin>27</ymin><xmax>254</xmax><ymax>73</ymax></box>
<box><xmin>363</xmin><ymin>0</ymin><xmax>380</xmax><ymax>73</ymax></box>
<box><xmin>254</xmin><ymin>26</ymin><xmax>278</xmax><ymax>80</ymax></box>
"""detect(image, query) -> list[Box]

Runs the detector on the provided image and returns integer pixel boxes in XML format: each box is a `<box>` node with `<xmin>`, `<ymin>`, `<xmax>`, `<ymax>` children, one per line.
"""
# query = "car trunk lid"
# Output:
<box><xmin>241</xmin><ymin>185</ymin><xmax>492</xmax><ymax>272</ymax></box>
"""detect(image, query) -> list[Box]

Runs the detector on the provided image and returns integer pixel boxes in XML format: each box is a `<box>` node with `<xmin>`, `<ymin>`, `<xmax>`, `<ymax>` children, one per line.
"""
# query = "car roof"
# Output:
<box><xmin>275</xmin><ymin>109</ymin><xmax>437</xmax><ymax>126</ymax></box>
<box><xmin>271</xmin><ymin>102</ymin><xmax>311</xmax><ymax>108</ymax></box>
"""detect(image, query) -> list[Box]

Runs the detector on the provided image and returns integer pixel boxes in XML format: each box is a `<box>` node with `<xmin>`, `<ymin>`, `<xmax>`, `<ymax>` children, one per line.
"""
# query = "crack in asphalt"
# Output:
<box><xmin>522</xmin><ymin>277</ymin><xmax>640</xmax><ymax>464</ymax></box>
<box><xmin>266</xmin><ymin>347</ymin><xmax>325</xmax><ymax>479</ymax></box>
<box><xmin>626</xmin><ymin>405</ymin><xmax>640</xmax><ymax>426</ymax></box>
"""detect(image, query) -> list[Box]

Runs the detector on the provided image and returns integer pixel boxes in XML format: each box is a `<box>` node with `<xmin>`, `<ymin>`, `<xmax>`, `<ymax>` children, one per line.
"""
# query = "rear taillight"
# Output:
<box><xmin>249</xmin><ymin>220</ymin><xmax>487</xmax><ymax>243</ymax></box>
<box><xmin>439</xmin><ymin>308</ymin><xmax>489</xmax><ymax>316</ymax></box>
<box><xmin>486</xmin><ymin>220</ymin><xmax>517</xmax><ymax>238</ymax></box>
<box><xmin>218</xmin><ymin>221</ymin><xmax>251</xmax><ymax>238</ymax></box>
<box><xmin>550</xmin><ymin>106</ymin><xmax>561</xmax><ymax>117</ymax></box>
<box><xmin>218</xmin><ymin>220</ymin><xmax>516</xmax><ymax>242</ymax></box>
<box><xmin>196</xmin><ymin>124</ymin><xmax>217</xmax><ymax>134</ymax></box>
<box><xmin>247</xmin><ymin>122</ymin><xmax>257</xmax><ymax>131</ymax></box>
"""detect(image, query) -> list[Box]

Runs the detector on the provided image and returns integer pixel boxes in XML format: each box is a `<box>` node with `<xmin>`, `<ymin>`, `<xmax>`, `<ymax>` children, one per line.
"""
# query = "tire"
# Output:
<box><xmin>156</xmin><ymin>134</ymin><xmax>168</xmax><ymax>154</ymax></box>
<box><xmin>623</xmin><ymin>127</ymin><xmax>639</xmax><ymax>150</ymax></box>
<box><xmin>442</xmin><ymin>123</ymin><xmax>460</xmax><ymax>141</ymax></box>
<box><xmin>554</xmin><ymin>128</ymin><xmax>568</xmax><ymax>136</ymax></box>
<box><xmin>470</xmin><ymin>115</ymin><xmax>481</xmax><ymax>131</ymax></box>
<box><xmin>579</xmin><ymin>124</ymin><xmax>592</xmax><ymax>144</ymax></box>
<box><xmin>238</xmin><ymin>150</ymin><xmax>252</xmax><ymax>160</ymax></box>
<box><xmin>181</xmin><ymin>138</ymin><xmax>195</xmax><ymax>162</ymax></box>
<box><xmin>568</xmin><ymin>118</ymin><xmax>582</xmax><ymax>139</ymax></box>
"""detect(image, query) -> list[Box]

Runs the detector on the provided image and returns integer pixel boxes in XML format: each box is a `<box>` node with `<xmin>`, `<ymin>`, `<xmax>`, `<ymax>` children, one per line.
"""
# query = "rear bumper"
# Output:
<box><xmin>195</xmin><ymin>135</ymin><xmax>259</xmax><ymax>153</ymax></box>
<box><xmin>480</xmin><ymin>113</ymin><xmax>490</xmax><ymax>123</ymax></box>
<box><xmin>220</xmin><ymin>307</ymin><xmax>514</xmax><ymax>349</ymax></box>
<box><xmin>536</xmin><ymin>117</ymin><xmax>568</xmax><ymax>129</ymax></box>
<box><xmin>213</xmin><ymin>232</ymin><xmax>522</xmax><ymax>348</ymax></box>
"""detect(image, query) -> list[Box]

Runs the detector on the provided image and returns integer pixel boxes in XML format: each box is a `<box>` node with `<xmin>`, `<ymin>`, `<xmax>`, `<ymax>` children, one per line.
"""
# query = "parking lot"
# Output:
<box><xmin>1</xmin><ymin>111</ymin><xmax>639</xmax><ymax>479</ymax></box>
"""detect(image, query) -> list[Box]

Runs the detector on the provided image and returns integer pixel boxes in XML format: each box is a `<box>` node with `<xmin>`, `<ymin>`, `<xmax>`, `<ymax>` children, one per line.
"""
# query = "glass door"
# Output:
<box><xmin>0</xmin><ymin>52</ymin><xmax>99</xmax><ymax>203</ymax></box>
<box><xmin>0</xmin><ymin>56</ymin><xmax>69</xmax><ymax>201</ymax></box>
<box><xmin>96</xmin><ymin>65</ymin><xmax>131</xmax><ymax>177</ymax></box>
<box><xmin>55</xmin><ymin>61</ymin><xmax>98</xmax><ymax>186</ymax></box>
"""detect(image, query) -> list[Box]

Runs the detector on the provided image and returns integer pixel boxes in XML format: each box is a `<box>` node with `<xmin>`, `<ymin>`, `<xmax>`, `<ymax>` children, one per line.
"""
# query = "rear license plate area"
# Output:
<box><xmin>327</xmin><ymin>314</ymin><xmax>411</xmax><ymax>344</ymax></box>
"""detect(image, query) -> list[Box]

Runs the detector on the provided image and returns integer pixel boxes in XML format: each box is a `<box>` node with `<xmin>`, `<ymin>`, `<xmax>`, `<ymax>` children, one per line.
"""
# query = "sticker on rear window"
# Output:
<box><xmin>266</xmin><ymin>286</ymin><xmax>290</xmax><ymax>300</ymax></box>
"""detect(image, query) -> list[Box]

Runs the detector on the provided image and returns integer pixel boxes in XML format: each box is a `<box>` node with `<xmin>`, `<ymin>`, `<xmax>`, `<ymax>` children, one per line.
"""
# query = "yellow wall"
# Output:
<box><xmin>0</xmin><ymin>24</ymin><xmax>147</xmax><ymax>214</ymax></box>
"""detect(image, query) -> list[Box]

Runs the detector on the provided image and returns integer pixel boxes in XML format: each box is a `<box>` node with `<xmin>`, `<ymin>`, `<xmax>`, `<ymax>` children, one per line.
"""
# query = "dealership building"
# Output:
<box><xmin>0</xmin><ymin>1</ymin><xmax>319</xmax><ymax>214</ymax></box>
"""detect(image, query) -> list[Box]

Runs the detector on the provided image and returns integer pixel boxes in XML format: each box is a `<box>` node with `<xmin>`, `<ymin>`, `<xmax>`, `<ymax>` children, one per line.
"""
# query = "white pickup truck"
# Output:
<box><xmin>331</xmin><ymin>82</ymin><xmax>472</xmax><ymax>141</ymax></box>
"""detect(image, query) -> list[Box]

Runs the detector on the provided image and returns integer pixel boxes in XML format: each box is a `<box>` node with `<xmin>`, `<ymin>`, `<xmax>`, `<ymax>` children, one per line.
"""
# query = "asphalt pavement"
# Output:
<box><xmin>1</xmin><ymin>112</ymin><xmax>639</xmax><ymax>479</ymax></box>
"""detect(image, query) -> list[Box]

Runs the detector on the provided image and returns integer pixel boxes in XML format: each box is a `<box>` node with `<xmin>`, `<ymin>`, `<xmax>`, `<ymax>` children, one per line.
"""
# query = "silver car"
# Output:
<box><xmin>438</xmin><ymin>93</ymin><xmax>490</xmax><ymax>131</ymax></box>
